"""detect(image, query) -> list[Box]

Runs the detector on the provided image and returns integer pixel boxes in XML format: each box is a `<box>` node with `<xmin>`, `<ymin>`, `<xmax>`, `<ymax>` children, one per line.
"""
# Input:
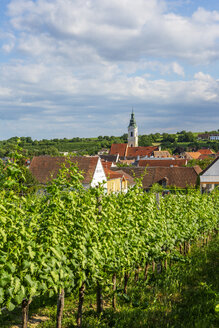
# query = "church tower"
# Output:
<box><xmin>128</xmin><ymin>110</ymin><xmax>138</xmax><ymax>147</ymax></box>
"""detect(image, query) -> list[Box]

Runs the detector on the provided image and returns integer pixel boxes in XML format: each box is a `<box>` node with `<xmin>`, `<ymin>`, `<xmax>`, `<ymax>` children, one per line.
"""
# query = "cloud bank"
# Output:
<box><xmin>0</xmin><ymin>0</ymin><xmax>219</xmax><ymax>139</ymax></box>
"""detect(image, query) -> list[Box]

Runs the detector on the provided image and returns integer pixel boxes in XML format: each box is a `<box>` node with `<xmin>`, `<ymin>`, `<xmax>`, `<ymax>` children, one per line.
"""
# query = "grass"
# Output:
<box><xmin>1</xmin><ymin>235</ymin><xmax>219</xmax><ymax>328</ymax></box>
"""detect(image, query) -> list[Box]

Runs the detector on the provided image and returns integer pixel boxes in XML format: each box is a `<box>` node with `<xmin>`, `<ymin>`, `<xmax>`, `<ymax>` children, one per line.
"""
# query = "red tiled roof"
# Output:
<box><xmin>29</xmin><ymin>156</ymin><xmax>99</xmax><ymax>184</ymax></box>
<box><xmin>197</xmin><ymin>149</ymin><xmax>214</xmax><ymax>155</ymax></box>
<box><xmin>104</xmin><ymin>168</ymin><xmax>124</xmax><ymax>180</ymax></box>
<box><xmin>138</xmin><ymin>159</ymin><xmax>187</xmax><ymax>167</ymax></box>
<box><xmin>109</xmin><ymin>143</ymin><xmax>159</xmax><ymax>158</ymax></box>
<box><xmin>109</xmin><ymin>143</ymin><xmax>128</xmax><ymax>156</ymax></box>
<box><xmin>101</xmin><ymin>161</ymin><xmax>113</xmax><ymax>170</ymax></box>
<box><xmin>111</xmin><ymin>166</ymin><xmax>201</xmax><ymax>189</ymax></box>
<box><xmin>198</xmin><ymin>154</ymin><xmax>212</xmax><ymax>160</ymax></box>
<box><xmin>127</xmin><ymin>146</ymin><xmax>158</xmax><ymax>157</ymax></box>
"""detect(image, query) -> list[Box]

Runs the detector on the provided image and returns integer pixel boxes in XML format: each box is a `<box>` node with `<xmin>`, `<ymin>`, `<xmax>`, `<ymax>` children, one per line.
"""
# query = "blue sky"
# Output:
<box><xmin>0</xmin><ymin>0</ymin><xmax>219</xmax><ymax>140</ymax></box>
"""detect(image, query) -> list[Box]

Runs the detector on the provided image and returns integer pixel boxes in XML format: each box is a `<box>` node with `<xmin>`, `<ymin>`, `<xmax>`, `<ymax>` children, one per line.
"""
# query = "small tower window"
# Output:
<box><xmin>130</xmin><ymin>132</ymin><xmax>133</xmax><ymax>137</ymax></box>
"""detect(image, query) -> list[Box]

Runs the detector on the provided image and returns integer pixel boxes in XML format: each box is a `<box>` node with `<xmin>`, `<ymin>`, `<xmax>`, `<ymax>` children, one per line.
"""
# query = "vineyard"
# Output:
<box><xmin>0</xmin><ymin>155</ymin><xmax>219</xmax><ymax>327</ymax></box>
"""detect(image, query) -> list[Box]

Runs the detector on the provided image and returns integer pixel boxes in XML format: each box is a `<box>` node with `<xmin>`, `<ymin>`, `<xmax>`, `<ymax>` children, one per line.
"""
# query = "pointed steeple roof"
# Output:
<box><xmin>128</xmin><ymin>109</ymin><xmax>137</xmax><ymax>128</ymax></box>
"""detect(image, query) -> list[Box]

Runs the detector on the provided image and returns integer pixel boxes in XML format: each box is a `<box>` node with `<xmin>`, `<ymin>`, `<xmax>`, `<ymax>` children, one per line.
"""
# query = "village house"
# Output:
<box><xmin>200</xmin><ymin>157</ymin><xmax>219</xmax><ymax>192</ymax></box>
<box><xmin>111</xmin><ymin>166</ymin><xmax>202</xmax><ymax>190</ymax></box>
<box><xmin>29</xmin><ymin>156</ymin><xmax>107</xmax><ymax>190</ymax></box>
<box><xmin>183</xmin><ymin>152</ymin><xmax>202</xmax><ymax>160</ymax></box>
<box><xmin>101</xmin><ymin>160</ymin><xmax>134</xmax><ymax>193</ymax></box>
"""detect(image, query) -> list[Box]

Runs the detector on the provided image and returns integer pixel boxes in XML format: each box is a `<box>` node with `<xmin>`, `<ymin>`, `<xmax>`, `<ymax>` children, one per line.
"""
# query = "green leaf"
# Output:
<box><xmin>50</xmin><ymin>247</ymin><xmax>62</xmax><ymax>260</ymax></box>
<box><xmin>24</xmin><ymin>275</ymin><xmax>33</xmax><ymax>286</ymax></box>
<box><xmin>7</xmin><ymin>301</ymin><xmax>15</xmax><ymax>311</ymax></box>
<box><xmin>51</xmin><ymin>271</ymin><xmax>59</xmax><ymax>283</ymax></box>
<box><xmin>14</xmin><ymin>290</ymin><xmax>25</xmax><ymax>305</ymax></box>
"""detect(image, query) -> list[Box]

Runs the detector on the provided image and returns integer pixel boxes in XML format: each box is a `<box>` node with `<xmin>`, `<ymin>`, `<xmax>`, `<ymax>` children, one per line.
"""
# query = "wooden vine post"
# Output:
<box><xmin>22</xmin><ymin>298</ymin><xmax>32</xmax><ymax>328</ymax></box>
<box><xmin>96</xmin><ymin>281</ymin><xmax>103</xmax><ymax>314</ymax></box>
<box><xmin>96</xmin><ymin>193</ymin><xmax>103</xmax><ymax>315</ymax></box>
<box><xmin>112</xmin><ymin>273</ymin><xmax>117</xmax><ymax>309</ymax></box>
<box><xmin>144</xmin><ymin>263</ymin><xmax>149</xmax><ymax>281</ymax></box>
<box><xmin>123</xmin><ymin>272</ymin><xmax>130</xmax><ymax>294</ymax></box>
<box><xmin>77</xmin><ymin>282</ymin><xmax>85</xmax><ymax>328</ymax></box>
<box><xmin>56</xmin><ymin>289</ymin><xmax>65</xmax><ymax>328</ymax></box>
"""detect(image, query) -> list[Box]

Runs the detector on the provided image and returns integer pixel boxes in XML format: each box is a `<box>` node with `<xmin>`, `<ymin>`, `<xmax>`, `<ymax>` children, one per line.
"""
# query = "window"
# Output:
<box><xmin>130</xmin><ymin>131</ymin><xmax>133</xmax><ymax>137</ymax></box>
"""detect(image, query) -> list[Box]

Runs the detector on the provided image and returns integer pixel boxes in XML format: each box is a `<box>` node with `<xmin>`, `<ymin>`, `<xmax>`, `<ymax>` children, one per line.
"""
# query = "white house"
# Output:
<box><xmin>29</xmin><ymin>156</ymin><xmax>107</xmax><ymax>189</ymax></box>
<box><xmin>200</xmin><ymin>157</ymin><xmax>219</xmax><ymax>192</ymax></box>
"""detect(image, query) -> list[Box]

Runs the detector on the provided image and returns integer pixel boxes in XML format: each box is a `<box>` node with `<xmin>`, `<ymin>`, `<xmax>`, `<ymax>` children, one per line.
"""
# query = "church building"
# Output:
<box><xmin>109</xmin><ymin>111</ymin><xmax>159</xmax><ymax>159</ymax></box>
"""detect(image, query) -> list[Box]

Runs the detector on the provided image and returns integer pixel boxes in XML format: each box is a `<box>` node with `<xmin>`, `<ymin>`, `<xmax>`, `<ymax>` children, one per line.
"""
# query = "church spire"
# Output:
<box><xmin>128</xmin><ymin>110</ymin><xmax>138</xmax><ymax>147</ymax></box>
<box><xmin>128</xmin><ymin>109</ymin><xmax>137</xmax><ymax>128</ymax></box>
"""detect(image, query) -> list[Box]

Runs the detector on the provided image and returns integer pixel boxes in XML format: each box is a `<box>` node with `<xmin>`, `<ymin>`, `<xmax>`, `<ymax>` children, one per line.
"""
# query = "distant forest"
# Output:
<box><xmin>0</xmin><ymin>130</ymin><xmax>218</xmax><ymax>158</ymax></box>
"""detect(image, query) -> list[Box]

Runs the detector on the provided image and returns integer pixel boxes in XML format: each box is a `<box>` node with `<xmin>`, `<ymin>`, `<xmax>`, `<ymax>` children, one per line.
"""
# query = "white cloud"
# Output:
<box><xmin>5</xmin><ymin>0</ymin><xmax>219</xmax><ymax>64</ymax></box>
<box><xmin>0</xmin><ymin>0</ymin><xmax>218</xmax><ymax>138</ymax></box>
<box><xmin>172</xmin><ymin>62</ymin><xmax>184</xmax><ymax>77</ymax></box>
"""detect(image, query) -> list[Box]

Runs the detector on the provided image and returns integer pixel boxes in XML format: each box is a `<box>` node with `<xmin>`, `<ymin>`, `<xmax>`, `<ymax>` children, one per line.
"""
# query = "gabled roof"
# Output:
<box><xmin>199</xmin><ymin>156</ymin><xmax>219</xmax><ymax>176</ymax></box>
<box><xmin>99</xmin><ymin>154</ymin><xmax>119</xmax><ymax>162</ymax></box>
<box><xmin>138</xmin><ymin>159</ymin><xmax>187</xmax><ymax>167</ymax></box>
<box><xmin>101</xmin><ymin>161</ymin><xmax>113</xmax><ymax>170</ymax></box>
<box><xmin>29</xmin><ymin>156</ymin><xmax>100</xmax><ymax>184</ymax></box>
<box><xmin>109</xmin><ymin>143</ymin><xmax>128</xmax><ymax>157</ymax></box>
<box><xmin>111</xmin><ymin>166</ymin><xmax>201</xmax><ymax>189</ymax></box>
<box><xmin>198</xmin><ymin>154</ymin><xmax>212</xmax><ymax>160</ymax></box>
<box><xmin>126</xmin><ymin>146</ymin><xmax>158</xmax><ymax>157</ymax></box>
<box><xmin>185</xmin><ymin>152</ymin><xmax>202</xmax><ymax>159</ymax></box>
<box><xmin>153</xmin><ymin>151</ymin><xmax>171</xmax><ymax>158</ymax></box>
<box><xmin>197</xmin><ymin>149</ymin><xmax>214</xmax><ymax>155</ymax></box>
<box><xmin>104</xmin><ymin>168</ymin><xmax>134</xmax><ymax>184</ymax></box>
<box><xmin>109</xmin><ymin>143</ymin><xmax>159</xmax><ymax>158</ymax></box>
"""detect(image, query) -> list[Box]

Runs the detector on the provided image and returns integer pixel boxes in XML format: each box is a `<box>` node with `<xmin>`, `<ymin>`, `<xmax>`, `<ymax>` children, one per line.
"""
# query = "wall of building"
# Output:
<box><xmin>91</xmin><ymin>158</ymin><xmax>107</xmax><ymax>189</ymax></box>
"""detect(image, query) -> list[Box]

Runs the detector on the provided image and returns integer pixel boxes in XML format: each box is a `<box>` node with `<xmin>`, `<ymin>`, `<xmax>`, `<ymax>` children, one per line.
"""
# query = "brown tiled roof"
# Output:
<box><xmin>193</xmin><ymin>165</ymin><xmax>202</xmax><ymax>175</ymax></box>
<box><xmin>113</xmin><ymin>170</ymin><xmax>135</xmax><ymax>185</ymax></box>
<box><xmin>29</xmin><ymin>156</ymin><xmax>99</xmax><ymax>184</ymax></box>
<box><xmin>109</xmin><ymin>144</ymin><xmax>128</xmax><ymax>156</ymax></box>
<box><xmin>138</xmin><ymin>159</ymin><xmax>187</xmax><ymax>167</ymax></box>
<box><xmin>127</xmin><ymin>146</ymin><xmax>158</xmax><ymax>157</ymax></box>
<box><xmin>185</xmin><ymin>152</ymin><xmax>202</xmax><ymax>160</ymax></box>
<box><xmin>111</xmin><ymin>166</ymin><xmax>201</xmax><ymax>189</ymax></box>
<box><xmin>153</xmin><ymin>151</ymin><xmax>171</xmax><ymax>158</ymax></box>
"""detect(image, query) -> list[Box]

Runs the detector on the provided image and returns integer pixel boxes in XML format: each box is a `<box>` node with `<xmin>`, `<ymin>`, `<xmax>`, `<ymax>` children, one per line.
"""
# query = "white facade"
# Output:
<box><xmin>128</xmin><ymin>125</ymin><xmax>138</xmax><ymax>147</ymax></box>
<box><xmin>90</xmin><ymin>157</ymin><xmax>107</xmax><ymax>189</ymax></box>
<box><xmin>210</xmin><ymin>135</ymin><xmax>219</xmax><ymax>140</ymax></box>
<box><xmin>200</xmin><ymin>158</ymin><xmax>219</xmax><ymax>192</ymax></box>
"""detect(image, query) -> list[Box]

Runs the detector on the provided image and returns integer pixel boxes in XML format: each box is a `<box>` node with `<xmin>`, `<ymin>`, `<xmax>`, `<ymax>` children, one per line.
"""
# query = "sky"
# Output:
<box><xmin>0</xmin><ymin>0</ymin><xmax>219</xmax><ymax>140</ymax></box>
